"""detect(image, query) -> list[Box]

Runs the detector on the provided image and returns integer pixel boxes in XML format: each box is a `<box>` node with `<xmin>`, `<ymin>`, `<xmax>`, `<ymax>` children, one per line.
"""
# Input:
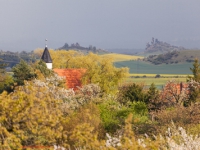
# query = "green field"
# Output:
<box><xmin>115</xmin><ymin>60</ymin><xmax>193</xmax><ymax>75</ymax></box>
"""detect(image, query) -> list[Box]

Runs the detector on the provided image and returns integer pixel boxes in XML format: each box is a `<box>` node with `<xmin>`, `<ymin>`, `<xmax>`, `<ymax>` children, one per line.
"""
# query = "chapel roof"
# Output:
<box><xmin>54</xmin><ymin>68</ymin><xmax>86</xmax><ymax>90</ymax></box>
<box><xmin>41</xmin><ymin>46</ymin><xmax>52</xmax><ymax>63</ymax></box>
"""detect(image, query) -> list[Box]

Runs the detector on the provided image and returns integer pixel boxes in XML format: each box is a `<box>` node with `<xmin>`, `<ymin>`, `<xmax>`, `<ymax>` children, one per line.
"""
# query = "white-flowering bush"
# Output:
<box><xmin>166</xmin><ymin>123</ymin><xmax>200</xmax><ymax>150</ymax></box>
<box><xmin>187</xmin><ymin>79</ymin><xmax>200</xmax><ymax>89</ymax></box>
<box><xmin>32</xmin><ymin>75</ymin><xmax>75</xmax><ymax>100</ymax></box>
<box><xmin>60</xmin><ymin>84</ymin><xmax>102</xmax><ymax>115</ymax></box>
<box><xmin>77</xmin><ymin>83</ymin><xmax>101</xmax><ymax>97</ymax></box>
<box><xmin>21</xmin><ymin>76</ymin><xmax>102</xmax><ymax>114</ymax></box>
<box><xmin>137</xmin><ymin>123</ymin><xmax>200</xmax><ymax>150</ymax></box>
<box><xmin>105</xmin><ymin>133</ymin><xmax>121</xmax><ymax>147</ymax></box>
<box><xmin>54</xmin><ymin>145</ymin><xmax>66</xmax><ymax>150</ymax></box>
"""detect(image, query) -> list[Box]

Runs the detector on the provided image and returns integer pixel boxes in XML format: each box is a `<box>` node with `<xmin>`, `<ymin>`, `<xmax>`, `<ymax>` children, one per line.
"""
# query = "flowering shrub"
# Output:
<box><xmin>23</xmin><ymin>75</ymin><xmax>102</xmax><ymax>113</ymax></box>
<box><xmin>187</xmin><ymin>79</ymin><xmax>200</xmax><ymax>105</ymax></box>
<box><xmin>166</xmin><ymin>123</ymin><xmax>200</xmax><ymax>150</ymax></box>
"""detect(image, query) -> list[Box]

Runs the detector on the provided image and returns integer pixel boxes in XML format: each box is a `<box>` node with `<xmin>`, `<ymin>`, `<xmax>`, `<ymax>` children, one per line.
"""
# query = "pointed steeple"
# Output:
<box><xmin>41</xmin><ymin>39</ymin><xmax>52</xmax><ymax>69</ymax></box>
<box><xmin>41</xmin><ymin>47</ymin><xmax>52</xmax><ymax>63</ymax></box>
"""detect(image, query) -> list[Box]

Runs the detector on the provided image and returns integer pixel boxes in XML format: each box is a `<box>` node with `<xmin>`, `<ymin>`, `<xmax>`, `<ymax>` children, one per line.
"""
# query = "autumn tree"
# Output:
<box><xmin>77</xmin><ymin>53</ymin><xmax>128</xmax><ymax>94</ymax></box>
<box><xmin>160</xmin><ymin>80</ymin><xmax>189</xmax><ymax>107</ymax></box>
<box><xmin>0</xmin><ymin>85</ymin><xmax>64</xmax><ymax>148</ymax></box>
<box><xmin>48</xmin><ymin>49</ymin><xmax>81</xmax><ymax>69</ymax></box>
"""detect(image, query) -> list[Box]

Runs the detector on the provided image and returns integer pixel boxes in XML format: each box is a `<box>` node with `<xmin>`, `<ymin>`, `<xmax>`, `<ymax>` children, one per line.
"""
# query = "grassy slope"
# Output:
<box><xmin>174</xmin><ymin>50</ymin><xmax>200</xmax><ymax>62</ymax></box>
<box><xmin>143</xmin><ymin>49</ymin><xmax>200</xmax><ymax>63</ymax></box>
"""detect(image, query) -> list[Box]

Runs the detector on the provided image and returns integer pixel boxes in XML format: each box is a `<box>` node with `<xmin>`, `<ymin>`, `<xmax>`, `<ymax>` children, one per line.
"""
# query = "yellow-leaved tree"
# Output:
<box><xmin>0</xmin><ymin>81</ymin><xmax>64</xmax><ymax>149</ymax></box>
<box><xmin>49</xmin><ymin>50</ymin><xmax>128</xmax><ymax>94</ymax></box>
<box><xmin>75</xmin><ymin>53</ymin><xmax>128</xmax><ymax>94</ymax></box>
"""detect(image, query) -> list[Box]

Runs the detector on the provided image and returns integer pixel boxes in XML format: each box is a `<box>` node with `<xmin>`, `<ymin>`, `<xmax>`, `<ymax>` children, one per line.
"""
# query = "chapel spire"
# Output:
<box><xmin>41</xmin><ymin>39</ymin><xmax>52</xmax><ymax>69</ymax></box>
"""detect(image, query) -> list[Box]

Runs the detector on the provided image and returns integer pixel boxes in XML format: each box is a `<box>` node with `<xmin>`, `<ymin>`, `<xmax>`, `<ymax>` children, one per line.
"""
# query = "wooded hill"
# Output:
<box><xmin>0</xmin><ymin>50</ymin><xmax>38</xmax><ymax>68</ymax></box>
<box><xmin>57</xmin><ymin>42</ymin><xmax>109</xmax><ymax>54</ymax></box>
<box><xmin>144</xmin><ymin>50</ymin><xmax>200</xmax><ymax>65</ymax></box>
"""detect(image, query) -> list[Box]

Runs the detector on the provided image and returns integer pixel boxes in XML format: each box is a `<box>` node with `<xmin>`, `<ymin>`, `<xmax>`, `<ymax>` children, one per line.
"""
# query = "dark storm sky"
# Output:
<box><xmin>0</xmin><ymin>0</ymin><xmax>200</xmax><ymax>51</ymax></box>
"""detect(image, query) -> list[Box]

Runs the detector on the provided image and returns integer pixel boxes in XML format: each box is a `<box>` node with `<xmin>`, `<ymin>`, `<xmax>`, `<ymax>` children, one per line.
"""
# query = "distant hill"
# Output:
<box><xmin>144</xmin><ymin>49</ymin><xmax>200</xmax><ymax>65</ymax></box>
<box><xmin>145</xmin><ymin>37</ymin><xmax>185</xmax><ymax>54</ymax></box>
<box><xmin>0</xmin><ymin>50</ymin><xmax>37</xmax><ymax>67</ymax></box>
<box><xmin>57</xmin><ymin>42</ymin><xmax>109</xmax><ymax>54</ymax></box>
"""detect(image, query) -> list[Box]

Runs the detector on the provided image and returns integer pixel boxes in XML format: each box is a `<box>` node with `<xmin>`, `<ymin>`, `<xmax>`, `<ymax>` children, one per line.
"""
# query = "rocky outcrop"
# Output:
<box><xmin>145</xmin><ymin>37</ymin><xmax>185</xmax><ymax>53</ymax></box>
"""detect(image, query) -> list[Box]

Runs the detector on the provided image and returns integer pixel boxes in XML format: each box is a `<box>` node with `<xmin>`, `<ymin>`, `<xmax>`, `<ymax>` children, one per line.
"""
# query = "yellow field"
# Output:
<box><xmin>101</xmin><ymin>53</ymin><xmax>143</xmax><ymax>62</ymax></box>
<box><xmin>129</xmin><ymin>73</ymin><xmax>188</xmax><ymax>77</ymax></box>
<box><xmin>124</xmin><ymin>73</ymin><xmax>189</xmax><ymax>89</ymax></box>
<box><xmin>125</xmin><ymin>77</ymin><xmax>187</xmax><ymax>89</ymax></box>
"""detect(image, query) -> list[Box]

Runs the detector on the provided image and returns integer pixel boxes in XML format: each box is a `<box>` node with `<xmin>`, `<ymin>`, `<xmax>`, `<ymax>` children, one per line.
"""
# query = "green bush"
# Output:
<box><xmin>98</xmin><ymin>98</ymin><xmax>149</xmax><ymax>133</ymax></box>
<box><xmin>98</xmin><ymin>99</ymin><xmax>121</xmax><ymax>133</ymax></box>
<box><xmin>130</xmin><ymin>101</ymin><xmax>148</xmax><ymax>116</ymax></box>
<box><xmin>155</xmin><ymin>74</ymin><xmax>160</xmax><ymax>78</ymax></box>
<box><xmin>117</xmin><ymin>83</ymin><xmax>148</xmax><ymax>104</ymax></box>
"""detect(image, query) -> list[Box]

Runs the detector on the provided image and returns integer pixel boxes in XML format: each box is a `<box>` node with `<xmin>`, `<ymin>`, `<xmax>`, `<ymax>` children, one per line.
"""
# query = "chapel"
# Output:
<box><xmin>41</xmin><ymin>41</ymin><xmax>85</xmax><ymax>89</ymax></box>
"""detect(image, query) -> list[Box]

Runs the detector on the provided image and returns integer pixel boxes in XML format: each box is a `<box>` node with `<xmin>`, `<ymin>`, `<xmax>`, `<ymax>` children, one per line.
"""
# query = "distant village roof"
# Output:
<box><xmin>41</xmin><ymin>46</ymin><xmax>52</xmax><ymax>63</ymax></box>
<box><xmin>54</xmin><ymin>68</ymin><xmax>86</xmax><ymax>90</ymax></box>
